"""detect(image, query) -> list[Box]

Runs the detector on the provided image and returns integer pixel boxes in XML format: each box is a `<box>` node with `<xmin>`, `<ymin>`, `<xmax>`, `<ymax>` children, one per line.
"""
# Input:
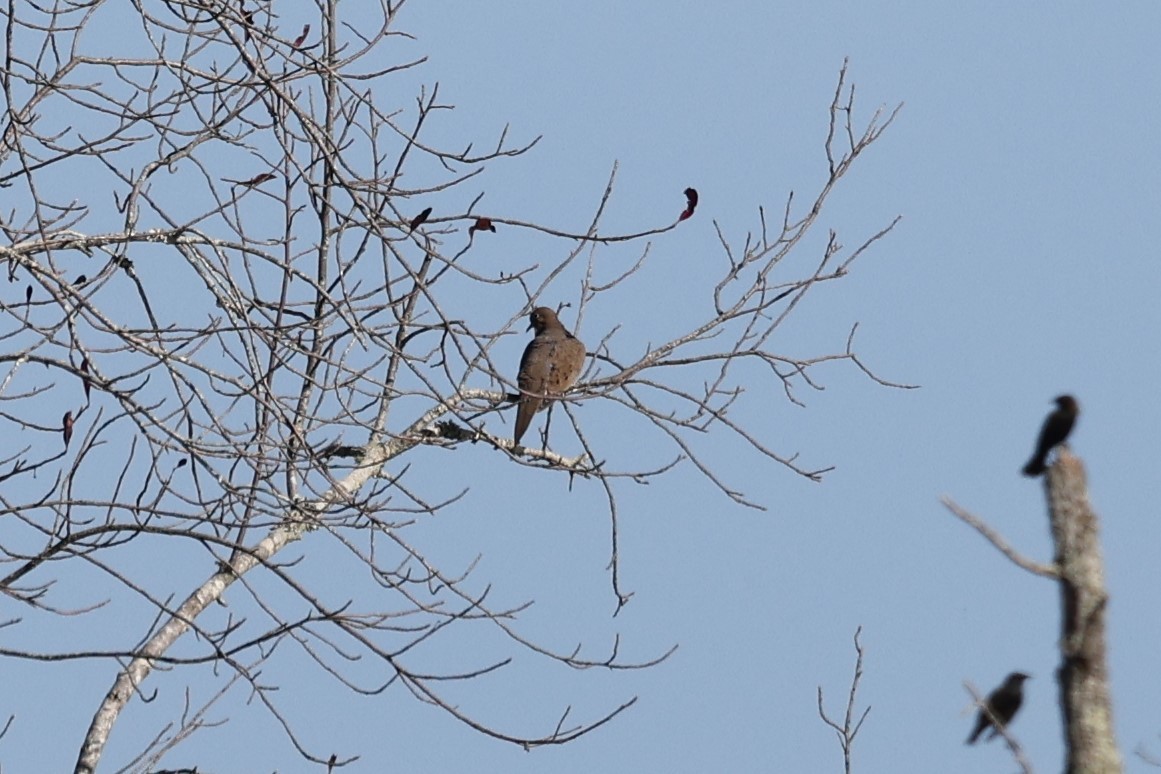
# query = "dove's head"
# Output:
<box><xmin>527</xmin><ymin>307</ymin><xmax>560</xmax><ymax>333</ymax></box>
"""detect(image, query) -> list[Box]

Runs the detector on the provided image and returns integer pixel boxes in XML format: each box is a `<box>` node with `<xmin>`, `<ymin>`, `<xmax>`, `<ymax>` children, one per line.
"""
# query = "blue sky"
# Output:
<box><xmin>5</xmin><ymin>2</ymin><xmax>1161</xmax><ymax>772</ymax></box>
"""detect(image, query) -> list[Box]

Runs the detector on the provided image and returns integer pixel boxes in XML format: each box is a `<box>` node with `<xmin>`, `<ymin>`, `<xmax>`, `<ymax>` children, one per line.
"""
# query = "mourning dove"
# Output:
<box><xmin>966</xmin><ymin>672</ymin><xmax>1030</xmax><ymax>744</ymax></box>
<box><xmin>1022</xmin><ymin>395</ymin><xmax>1079</xmax><ymax>476</ymax></box>
<box><xmin>514</xmin><ymin>307</ymin><xmax>586</xmax><ymax>446</ymax></box>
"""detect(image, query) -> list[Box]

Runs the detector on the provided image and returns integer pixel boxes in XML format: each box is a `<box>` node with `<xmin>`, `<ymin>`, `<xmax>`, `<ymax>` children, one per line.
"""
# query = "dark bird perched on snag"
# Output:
<box><xmin>514</xmin><ymin>307</ymin><xmax>586</xmax><ymax>447</ymax></box>
<box><xmin>678</xmin><ymin>187</ymin><xmax>698</xmax><ymax>221</ymax></box>
<box><xmin>1022</xmin><ymin>395</ymin><xmax>1079</xmax><ymax>476</ymax></box>
<box><xmin>967</xmin><ymin>672</ymin><xmax>1030</xmax><ymax>744</ymax></box>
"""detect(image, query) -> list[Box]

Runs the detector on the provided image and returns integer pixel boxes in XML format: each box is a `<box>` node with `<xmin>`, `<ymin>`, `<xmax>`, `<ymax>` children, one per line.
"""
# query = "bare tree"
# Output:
<box><xmin>946</xmin><ymin>448</ymin><xmax>1123</xmax><ymax>773</ymax></box>
<box><xmin>0</xmin><ymin>2</ymin><xmax>902</xmax><ymax>771</ymax></box>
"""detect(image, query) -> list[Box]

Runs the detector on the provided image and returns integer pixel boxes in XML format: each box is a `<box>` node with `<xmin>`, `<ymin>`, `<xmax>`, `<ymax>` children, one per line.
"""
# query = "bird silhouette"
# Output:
<box><xmin>80</xmin><ymin>357</ymin><xmax>92</xmax><ymax>401</ymax></box>
<box><xmin>1022</xmin><ymin>395</ymin><xmax>1079</xmax><ymax>476</ymax></box>
<box><xmin>514</xmin><ymin>307</ymin><xmax>586</xmax><ymax>446</ymax></box>
<box><xmin>967</xmin><ymin>672</ymin><xmax>1030</xmax><ymax>744</ymax></box>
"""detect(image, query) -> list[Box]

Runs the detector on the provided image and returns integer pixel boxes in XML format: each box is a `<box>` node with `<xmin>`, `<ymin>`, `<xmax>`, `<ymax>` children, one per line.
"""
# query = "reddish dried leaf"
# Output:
<box><xmin>469</xmin><ymin>217</ymin><xmax>496</xmax><ymax>236</ymax></box>
<box><xmin>678</xmin><ymin>187</ymin><xmax>699</xmax><ymax>221</ymax></box>
<box><xmin>408</xmin><ymin>207</ymin><xmax>433</xmax><ymax>233</ymax></box>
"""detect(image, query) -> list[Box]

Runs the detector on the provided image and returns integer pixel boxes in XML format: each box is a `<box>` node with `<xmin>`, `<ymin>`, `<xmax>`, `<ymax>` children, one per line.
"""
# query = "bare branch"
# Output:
<box><xmin>941</xmin><ymin>497</ymin><xmax>1060</xmax><ymax>578</ymax></box>
<box><xmin>817</xmin><ymin>626</ymin><xmax>871</xmax><ymax>774</ymax></box>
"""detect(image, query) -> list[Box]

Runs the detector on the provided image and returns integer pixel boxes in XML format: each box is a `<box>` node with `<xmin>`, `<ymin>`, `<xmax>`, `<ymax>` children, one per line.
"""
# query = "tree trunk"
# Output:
<box><xmin>1047</xmin><ymin>450</ymin><xmax>1122</xmax><ymax>774</ymax></box>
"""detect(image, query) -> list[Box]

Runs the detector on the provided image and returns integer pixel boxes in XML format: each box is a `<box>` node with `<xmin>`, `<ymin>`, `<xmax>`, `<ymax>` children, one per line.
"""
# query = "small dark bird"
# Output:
<box><xmin>514</xmin><ymin>307</ymin><xmax>586</xmax><ymax>446</ymax></box>
<box><xmin>678</xmin><ymin>187</ymin><xmax>699</xmax><ymax>221</ymax></box>
<box><xmin>408</xmin><ymin>207</ymin><xmax>432</xmax><ymax>233</ymax></box>
<box><xmin>62</xmin><ymin>411</ymin><xmax>74</xmax><ymax>449</ymax></box>
<box><xmin>74</xmin><ymin>274</ymin><xmax>87</xmax><ymax>286</ymax></box>
<box><xmin>1022</xmin><ymin>395</ymin><xmax>1079</xmax><ymax>476</ymax></box>
<box><xmin>469</xmin><ymin>217</ymin><xmax>496</xmax><ymax>236</ymax></box>
<box><xmin>240</xmin><ymin>3</ymin><xmax>255</xmax><ymax>41</ymax></box>
<box><xmin>24</xmin><ymin>285</ymin><xmax>31</xmax><ymax>305</ymax></box>
<box><xmin>967</xmin><ymin>672</ymin><xmax>1030</xmax><ymax>744</ymax></box>
<box><xmin>243</xmin><ymin>18</ymin><xmax>254</xmax><ymax>43</ymax></box>
<box><xmin>80</xmin><ymin>357</ymin><xmax>92</xmax><ymax>401</ymax></box>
